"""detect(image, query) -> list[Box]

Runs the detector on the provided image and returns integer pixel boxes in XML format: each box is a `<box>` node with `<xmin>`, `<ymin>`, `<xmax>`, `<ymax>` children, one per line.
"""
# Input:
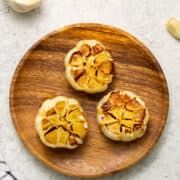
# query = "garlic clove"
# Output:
<box><xmin>166</xmin><ymin>17</ymin><xmax>180</xmax><ymax>40</ymax></box>
<box><xmin>8</xmin><ymin>0</ymin><xmax>41</xmax><ymax>13</ymax></box>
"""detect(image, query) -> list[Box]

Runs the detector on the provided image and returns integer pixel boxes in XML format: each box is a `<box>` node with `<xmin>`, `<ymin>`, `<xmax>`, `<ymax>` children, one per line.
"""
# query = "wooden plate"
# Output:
<box><xmin>9</xmin><ymin>23</ymin><xmax>169</xmax><ymax>178</ymax></box>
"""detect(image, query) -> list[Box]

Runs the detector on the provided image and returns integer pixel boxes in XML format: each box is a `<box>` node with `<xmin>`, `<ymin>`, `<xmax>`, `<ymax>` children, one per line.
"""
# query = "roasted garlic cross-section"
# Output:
<box><xmin>35</xmin><ymin>96</ymin><xmax>88</xmax><ymax>149</ymax></box>
<box><xmin>97</xmin><ymin>90</ymin><xmax>149</xmax><ymax>142</ymax></box>
<box><xmin>65</xmin><ymin>40</ymin><xmax>114</xmax><ymax>93</ymax></box>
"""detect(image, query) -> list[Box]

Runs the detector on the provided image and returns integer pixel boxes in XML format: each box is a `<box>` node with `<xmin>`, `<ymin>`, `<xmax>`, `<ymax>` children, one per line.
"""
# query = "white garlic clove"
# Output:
<box><xmin>8</xmin><ymin>0</ymin><xmax>41</xmax><ymax>13</ymax></box>
<box><xmin>166</xmin><ymin>17</ymin><xmax>180</xmax><ymax>40</ymax></box>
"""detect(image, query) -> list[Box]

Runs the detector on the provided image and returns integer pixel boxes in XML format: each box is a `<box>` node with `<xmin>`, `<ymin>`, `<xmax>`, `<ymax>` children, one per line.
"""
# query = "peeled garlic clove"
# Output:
<box><xmin>8</xmin><ymin>0</ymin><xmax>41</xmax><ymax>13</ymax></box>
<box><xmin>166</xmin><ymin>17</ymin><xmax>180</xmax><ymax>40</ymax></box>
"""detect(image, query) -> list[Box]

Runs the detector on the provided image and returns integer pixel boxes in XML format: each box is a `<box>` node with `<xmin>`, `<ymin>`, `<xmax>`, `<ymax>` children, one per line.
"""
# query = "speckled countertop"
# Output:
<box><xmin>0</xmin><ymin>0</ymin><xmax>180</xmax><ymax>179</ymax></box>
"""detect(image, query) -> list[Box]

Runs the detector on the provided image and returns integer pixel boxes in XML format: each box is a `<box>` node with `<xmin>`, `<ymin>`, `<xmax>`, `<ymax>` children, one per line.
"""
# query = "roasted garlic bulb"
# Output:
<box><xmin>35</xmin><ymin>96</ymin><xmax>88</xmax><ymax>149</ymax></box>
<box><xmin>97</xmin><ymin>90</ymin><xmax>149</xmax><ymax>142</ymax></box>
<box><xmin>65</xmin><ymin>40</ymin><xmax>114</xmax><ymax>94</ymax></box>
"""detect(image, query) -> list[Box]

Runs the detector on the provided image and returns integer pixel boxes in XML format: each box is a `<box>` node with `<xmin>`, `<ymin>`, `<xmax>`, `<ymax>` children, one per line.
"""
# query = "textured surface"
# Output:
<box><xmin>0</xmin><ymin>0</ymin><xmax>180</xmax><ymax>180</ymax></box>
<box><xmin>9</xmin><ymin>23</ymin><xmax>168</xmax><ymax>177</ymax></box>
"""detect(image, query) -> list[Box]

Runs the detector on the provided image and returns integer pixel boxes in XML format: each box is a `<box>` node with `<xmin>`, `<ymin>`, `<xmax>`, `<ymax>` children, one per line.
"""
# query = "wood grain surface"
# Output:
<box><xmin>9</xmin><ymin>23</ymin><xmax>169</xmax><ymax>178</ymax></box>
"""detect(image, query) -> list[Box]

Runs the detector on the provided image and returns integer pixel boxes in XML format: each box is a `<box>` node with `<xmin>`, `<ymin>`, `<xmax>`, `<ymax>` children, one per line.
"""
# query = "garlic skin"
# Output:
<box><xmin>8</xmin><ymin>0</ymin><xmax>41</xmax><ymax>13</ymax></box>
<box><xmin>167</xmin><ymin>17</ymin><xmax>180</xmax><ymax>40</ymax></box>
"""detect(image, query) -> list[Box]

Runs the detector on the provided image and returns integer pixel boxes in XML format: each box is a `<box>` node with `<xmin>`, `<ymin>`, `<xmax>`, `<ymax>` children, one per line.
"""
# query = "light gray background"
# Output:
<box><xmin>0</xmin><ymin>0</ymin><xmax>180</xmax><ymax>179</ymax></box>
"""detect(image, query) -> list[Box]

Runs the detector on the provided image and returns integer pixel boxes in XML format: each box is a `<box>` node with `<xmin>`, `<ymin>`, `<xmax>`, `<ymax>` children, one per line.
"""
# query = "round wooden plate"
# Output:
<box><xmin>9</xmin><ymin>23</ymin><xmax>169</xmax><ymax>178</ymax></box>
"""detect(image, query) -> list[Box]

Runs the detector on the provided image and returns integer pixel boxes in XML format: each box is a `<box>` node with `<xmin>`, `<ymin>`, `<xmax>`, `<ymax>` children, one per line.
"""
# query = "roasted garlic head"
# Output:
<box><xmin>97</xmin><ymin>90</ymin><xmax>149</xmax><ymax>142</ymax></box>
<box><xmin>65</xmin><ymin>40</ymin><xmax>114</xmax><ymax>94</ymax></box>
<box><xmin>35</xmin><ymin>96</ymin><xmax>88</xmax><ymax>149</ymax></box>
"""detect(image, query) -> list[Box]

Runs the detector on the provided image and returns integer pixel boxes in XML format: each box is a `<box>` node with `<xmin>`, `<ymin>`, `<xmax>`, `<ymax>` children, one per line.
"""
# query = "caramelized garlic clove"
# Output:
<box><xmin>86</xmin><ymin>66</ymin><xmax>96</xmax><ymax>77</ymax></box>
<box><xmin>55</xmin><ymin>101</ymin><xmax>67</xmax><ymax>117</ymax></box>
<box><xmin>100</xmin><ymin>114</ymin><xmax>118</xmax><ymax>125</ymax></box>
<box><xmin>70</xmin><ymin>52</ymin><xmax>84</xmax><ymax>66</ymax></box>
<box><xmin>95</xmin><ymin>52</ymin><xmax>111</xmax><ymax>66</ymax></box>
<box><xmin>125</xmin><ymin>99</ymin><xmax>143</xmax><ymax>111</ymax></box>
<box><xmin>107</xmin><ymin>123</ymin><xmax>120</xmax><ymax>134</ymax></box>
<box><xmin>47</xmin><ymin>114</ymin><xmax>60</xmax><ymax>126</ymax></box>
<box><xmin>108</xmin><ymin>107</ymin><xmax>123</xmax><ymax>119</ymax></box>
<box><xmin>57</xmin><ymin>127</ymin><xmax>69</xmax><ymax>144</ymax></box>
<box><xmin>98</xmin><ymin>61</ymin><xmax>113</xmax><ymax>74</ymax></box>
<box><xmin>97</xmin><ymin>70</ymin><xmax>112</xmax><ymax>83</ymax></box>
<box><xmin>71</xmin><ymin>68</ymin><xmax>85</xmax><ymax>80</ymax></box>
<box><xmin>109</xmin><ymin>92</ymin><xmax>124</xmax><ymax>107</ymax></box>
<box><xmin>77</xmin><ymin>74</ymin><xmax>89</xmax><ymax>88</ymax></box>
<box><xmin>42</xmin><ymin>118</ymin><xmax>52</xmax><ymax>131</ymax></box>
<box><xmin>88</xmin><ymin>78</ymin><xmax>100</xmax><ymax>88</ymax></box>
<box><xmin>67</xmin><ymin>109</ymin><xmax>84</xmax><ymax>123</ymax></box>
<box><xmin>45</xmin><ymin>128</ymin><xmax>58</xmax><ymax>144</ymax></box>
<box><xmin>80</xmin><ymin>44</ymin><xmax>91</xmax><ymax>57</ymax></box>
<box><xmin>72</xmin><ymin>121</ymin><xmax>86</xmax><ymax>138</ymax></box>
<box><xmin>123</xmin><ymin>110</ymin><xmax>135</xmax><ymax>120</ymax></box>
